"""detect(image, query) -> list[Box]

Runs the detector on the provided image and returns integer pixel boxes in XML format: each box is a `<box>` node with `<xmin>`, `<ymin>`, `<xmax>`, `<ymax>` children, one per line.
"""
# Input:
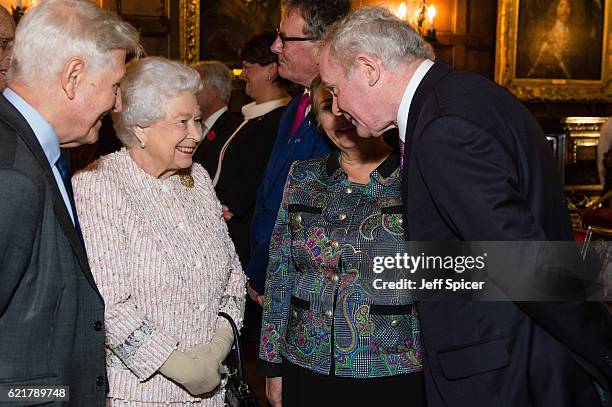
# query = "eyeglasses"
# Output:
<box><xmin>276</xmin><ymin>27</ymin><xmax>316</xmax><ymax>47</ymax></box>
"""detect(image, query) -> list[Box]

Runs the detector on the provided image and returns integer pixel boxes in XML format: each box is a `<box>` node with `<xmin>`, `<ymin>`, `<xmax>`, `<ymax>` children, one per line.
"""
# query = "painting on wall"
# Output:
<box><xmin>495</xmin><ymin>0</ymin><xmax>611</xmax><ymax>101</ymax></box>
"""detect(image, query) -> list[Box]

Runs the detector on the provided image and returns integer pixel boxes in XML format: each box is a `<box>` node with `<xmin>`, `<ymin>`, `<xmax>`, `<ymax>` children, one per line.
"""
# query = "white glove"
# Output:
<box><xmin>186</xmin><ymin>326</ymin><xmax>234</xmax><ymax>365</ymax></box>
<box><xmin>159</xmin><ymin>350</ymin><xmax>221</xmax><ymax>395</ymax></box>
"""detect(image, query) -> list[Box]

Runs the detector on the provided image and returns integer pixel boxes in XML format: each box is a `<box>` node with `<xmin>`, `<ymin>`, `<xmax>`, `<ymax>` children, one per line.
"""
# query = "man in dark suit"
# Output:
<box><xmin>251</xmin><ymin>1</ymin><xmax>350</xmax><ymax>406</ymax></box>
<box><xmin>191</xmin><ymin>60</ymin><xmax>242</xmax><ymax>177</ymax></box>
<box><xmin>0</xmin><ymin>1</ymin><xmax>141</xmax><ymax>405</ymax></box>
<box><xmin>319</xmin><ymin>6</ymin><xmax>611</xmax><ymax>407</ymax></box>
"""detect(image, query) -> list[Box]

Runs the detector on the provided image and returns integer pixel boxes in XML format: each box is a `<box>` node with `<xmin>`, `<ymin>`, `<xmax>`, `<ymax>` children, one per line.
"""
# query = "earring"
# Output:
<box><xmin>139</xmin><ymin>139</ymin><xmax>145</xmax><ymax>149</ymax></box>
<box><xmin>268</xmin><ymin>74</ymin><xmax>272</xmax><ymax>81</ymax></box>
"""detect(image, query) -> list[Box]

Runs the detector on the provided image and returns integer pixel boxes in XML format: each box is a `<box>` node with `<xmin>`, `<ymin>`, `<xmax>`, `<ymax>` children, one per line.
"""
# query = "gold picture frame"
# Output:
<box><xmin>179</xmin><ymin>0</ymin><xmax>200</xmax><ymax>64</ymax></box>
<box><xmin>495</xmin><ymin>0</ymin><xmax>612</xmax><ymax>101</ymax></box>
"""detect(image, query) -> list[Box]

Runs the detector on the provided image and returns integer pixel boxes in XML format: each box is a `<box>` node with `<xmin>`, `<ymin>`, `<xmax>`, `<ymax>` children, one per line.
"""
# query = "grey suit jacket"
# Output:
<box><xmin>0</xmin><ymin>94</ymin><xmax>106</xmax><ymax>406</ymax></box>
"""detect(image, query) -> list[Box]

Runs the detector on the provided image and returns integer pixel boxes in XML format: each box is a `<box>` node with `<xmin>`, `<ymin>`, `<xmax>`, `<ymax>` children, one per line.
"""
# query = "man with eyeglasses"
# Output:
<box><xmin>0</xmin><ymin>5</ymin><xmax>15</xmax><ymax>90</ymax></box>
<box><xmin>248</xmin><ymin>1</ymin><xmax>350</xmax><ymax>406</ymax></box>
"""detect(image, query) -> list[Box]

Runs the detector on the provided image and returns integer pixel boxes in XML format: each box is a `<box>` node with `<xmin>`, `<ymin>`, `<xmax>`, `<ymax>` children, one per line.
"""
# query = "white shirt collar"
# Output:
<box><xmin>241</xmin><ymin>97</ymin><xmax>291</xmax><ymax>120</ymax></box>
<box><xmin>204</xmin><ymin>106</ymin><xmax>229</xmax><ymax>131</ymax></box>
<box><xmin>397</xmin><ymin>59</ymin><xmax>434</xmax><ymax>142</ymax></box>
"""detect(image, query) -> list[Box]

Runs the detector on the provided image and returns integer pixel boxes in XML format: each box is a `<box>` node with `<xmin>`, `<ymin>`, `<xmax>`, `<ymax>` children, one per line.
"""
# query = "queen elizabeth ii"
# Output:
<box><xmin>73</xmin><ymin>57</ymin><xmax>246</xmax><ymax>406</ymax></box>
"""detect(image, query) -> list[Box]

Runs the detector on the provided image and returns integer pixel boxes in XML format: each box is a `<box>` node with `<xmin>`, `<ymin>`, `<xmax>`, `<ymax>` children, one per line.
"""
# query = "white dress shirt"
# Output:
<box><xmin>203</xmin><ymin>106</ymin><xmax>229</xmax><ymax>137</ymax></box>
<box><xmin>397</xmin><ymin>59</ymin><xmax>434</xmax><ymax>143</ymax></box>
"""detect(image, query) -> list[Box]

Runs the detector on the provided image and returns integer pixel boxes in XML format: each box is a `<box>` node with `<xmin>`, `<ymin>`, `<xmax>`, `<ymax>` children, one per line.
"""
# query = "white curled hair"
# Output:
<box><xmin>191</xmin><ymin>61</ymin><xmax>233</xmax><ymax>104</ymax></box>
<box><xmin>113</xmin><ymin>57</ymin><xmax>202</xmax><ymax>147</ymax></box>
<box><xmin>8</xmin><ymin>0</ymin><xmax>142</xmax><ymax>84</ymax></box>
<box><xmin>324</xmin><ymin>6</ymin><xmax>434</xmax><ymax>75</ymax></box>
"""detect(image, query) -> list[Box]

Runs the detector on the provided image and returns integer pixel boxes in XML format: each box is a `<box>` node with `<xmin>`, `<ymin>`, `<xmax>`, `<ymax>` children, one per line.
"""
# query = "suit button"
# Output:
<box><xmin>398</xmin><ymin>218</ymin><xmax>403</xmax><ymax>225</ymax></box>
<box><xmin>338</xmin><ymin>212</ymin><xmax>346</xmax><ymax>221</ymax></box>
<box><xmin>325</xmin><ymin>309</ymin><xmax>333</xmax><ymax>317</ymax></box>
<box><xmin>94</xmin><ymin>321</ymin><xmax>103</xmax><ymax>331</ymax></box>
<box><xmin>292</xmin><ymin>310</ymin><xmax>298</xmax><ymax>318</ymax></box>
<box><xmin>345</xmin><ymin>187</ymin><xmax>352</xmax><ymax>194</ymax></box>
<box><xmin>290</xmin><ymin>214</ymin><xmax>303</xmax><ymax>231</ymax></box>
<box><xmin>332</xmin><ymin>275</ymin><xmax>339</xmax><ymax>282</ymax></box>
<box><xmin>96</xmin><ymin>376</ymin><xmax>105</xmax><ymax>386</ymax></box>
<box><xmin>390</xmin><ymin>319</ymin><xmax>400</xmax><ymax>328</ymax></box>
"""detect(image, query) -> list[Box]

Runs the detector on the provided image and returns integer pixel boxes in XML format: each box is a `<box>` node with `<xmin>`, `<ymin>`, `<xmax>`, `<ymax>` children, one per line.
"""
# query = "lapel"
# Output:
<box><xmin>265</xmin><ymin>101</ymin><xmax>315</xmax><ymax>196</ymax></box>
<box><xmin>0</xmin><ymin>95</ymin><xmax>102</xmax><ymax>300</ymax></box>
<box><xmin>404</xmin><ymin>61</ymin><xmax>453</xmax><ymax>149</ymax></box>
<box><xmin>211</xmin><ymin>110</ymin><xmax>231</xmax><ymax>133</ymax></box>
<box><xmin>261</xmin><ymin>95</ymin><xmax>299</xmax><ymax>195</ymax></box>
<box><xmin>202</xmin><ymin>110</ymin><xmax>230</xmax><ymax>147</ymax></box>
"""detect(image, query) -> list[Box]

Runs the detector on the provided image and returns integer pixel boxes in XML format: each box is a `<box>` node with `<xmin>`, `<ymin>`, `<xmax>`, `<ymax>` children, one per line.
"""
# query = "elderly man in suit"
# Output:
<box><xmin>191</xmin><ymin>60</ymin><xmax>242</xmax><ymax>178</ymax></box>
<box><xmin>319</xmin><ymin>6</ymin><xmax>611</xmax><ymax>407</ymax></box>
<box><xmin>0</xmin><ymin>6</ymin><xmax>14</xmax><ymax>91</ymax></box>
<box><xmin>0</xmin><ymin>1</ymin><xmax>141</xmax><ymax>405</ymax></box>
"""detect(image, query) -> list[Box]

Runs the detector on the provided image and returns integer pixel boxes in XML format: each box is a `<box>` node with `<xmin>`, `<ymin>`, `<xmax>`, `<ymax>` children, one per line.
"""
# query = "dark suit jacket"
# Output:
<box><xmin>246</xmin><ymin>95</ymin><xmax>331</xmax><ymax>294</ymax></box>
<box><xmin>215</xmin><ymin>106</ymin><xmax>286</xmax><ymax>269</ymax></box>
<box><xmin>401</xmin><ymin>62</ymin><xmax>612</xmax><ymax>407</ymax></box>
<box><xmin>0</xmin><ymin>95</ymin><xmax>107</xmax><ymax>406</ymax></box>
<box><xmin>192</xmin><ymin>109</ymin><xmax>242</xmax><ymax>177</ymax></box>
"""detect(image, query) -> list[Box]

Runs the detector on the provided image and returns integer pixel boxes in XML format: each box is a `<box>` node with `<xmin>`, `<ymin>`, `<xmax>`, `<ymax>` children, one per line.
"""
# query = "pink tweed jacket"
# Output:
<box><xmin>73</xmin><ymin>149</ymin><xmax>246</xmax><ymax>406</ymax></box>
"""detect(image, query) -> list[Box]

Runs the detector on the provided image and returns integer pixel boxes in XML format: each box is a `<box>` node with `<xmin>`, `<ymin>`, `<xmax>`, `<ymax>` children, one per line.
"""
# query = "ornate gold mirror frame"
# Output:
<box><xmin>179</xmin><ymin>0</ymin><xmax>199</xmax><ymax>64</ymax></box>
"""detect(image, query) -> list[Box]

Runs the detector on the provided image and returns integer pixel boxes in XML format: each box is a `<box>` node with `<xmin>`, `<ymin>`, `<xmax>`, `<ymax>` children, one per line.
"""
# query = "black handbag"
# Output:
<box><xmin>218</xmin><ymin>312</ymin><xmax>260</xmax><ymax>407</ymax></box>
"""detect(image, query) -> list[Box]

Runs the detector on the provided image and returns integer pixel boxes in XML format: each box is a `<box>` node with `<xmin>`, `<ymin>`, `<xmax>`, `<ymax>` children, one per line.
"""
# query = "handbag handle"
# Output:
<box><xmin>218</xmin><ymin>312</ymin><xmax>248</xmax><ymax>392</ymax></box>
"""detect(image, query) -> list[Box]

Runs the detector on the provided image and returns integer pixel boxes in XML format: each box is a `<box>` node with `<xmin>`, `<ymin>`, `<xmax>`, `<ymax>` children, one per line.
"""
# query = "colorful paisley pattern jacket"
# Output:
<box><xmin>258</xmin><ymin>150</ymin><xmax>423</xmax><ymax>378</ymax></box>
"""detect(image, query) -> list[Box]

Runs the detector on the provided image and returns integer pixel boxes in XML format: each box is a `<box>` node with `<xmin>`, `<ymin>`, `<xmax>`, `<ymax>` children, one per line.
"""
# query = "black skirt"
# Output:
<box><xmin>281</xmin><ymin>361</ymin><xmax>427</xmax><ymax>407</ymax></box>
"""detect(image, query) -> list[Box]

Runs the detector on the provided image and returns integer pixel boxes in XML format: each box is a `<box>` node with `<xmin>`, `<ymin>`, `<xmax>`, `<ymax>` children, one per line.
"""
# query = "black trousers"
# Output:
<box><xmin>281</xmin><ymin>361</ymin><xmax>427</xmax><ymax>407</ymax></box>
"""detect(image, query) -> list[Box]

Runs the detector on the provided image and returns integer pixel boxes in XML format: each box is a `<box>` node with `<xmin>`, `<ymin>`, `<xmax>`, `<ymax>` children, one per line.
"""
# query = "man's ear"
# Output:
<box><xmin>356</xmin><ymin>53</ymin><xmax>381</xmax><ymax>87</ymax></box>
<box><xmin>60</xmin><ymin>57</ymin><xmax>85</xmax><ymax>100</ymax></box>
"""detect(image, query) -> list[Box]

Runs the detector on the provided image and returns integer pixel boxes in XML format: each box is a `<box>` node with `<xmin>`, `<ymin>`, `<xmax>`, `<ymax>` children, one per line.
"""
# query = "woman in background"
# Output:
<box><xmin>210</xmin><ymin>32</ymin><xmax>291</xmax><ymax>338</ymax></box>
<box><xmin>214</xmin><ymin>31</ymin><xmax>291</xmax><ymax>272</ymax></box>
<box><xmin>258</xmin><ymin>77</ymin><xmax>425</xmax><ymax>407</ymax></box>
<box><xmin>73</xmin><ymin>57</ymin><xmax>246</xmax><ymax>406</ymax></box>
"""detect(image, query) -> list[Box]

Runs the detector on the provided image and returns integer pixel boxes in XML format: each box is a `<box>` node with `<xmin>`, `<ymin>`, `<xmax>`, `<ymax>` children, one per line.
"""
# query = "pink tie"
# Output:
<box><xmin>289</xmin><ymin>94</ymin><xmax>311</xmax><ymax>139</ymax></box>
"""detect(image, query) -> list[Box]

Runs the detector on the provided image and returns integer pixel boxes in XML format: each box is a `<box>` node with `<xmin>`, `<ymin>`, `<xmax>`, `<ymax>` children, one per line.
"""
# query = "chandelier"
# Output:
<box><xmin>395</xmin><ymin>0</ymin><xmax>437</xmax><ymax>42</ymax></box>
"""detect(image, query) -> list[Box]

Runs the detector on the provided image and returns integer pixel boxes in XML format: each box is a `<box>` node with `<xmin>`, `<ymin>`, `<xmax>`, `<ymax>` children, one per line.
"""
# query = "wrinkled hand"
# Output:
<box><xmin>266</xmin><ymin>376</ymin><xmax>282</xmax><ymax>407</ymax></box>
<box><xmin>158</xmin><ymin>350</ymin><xmax>221</xmax><ymax>395</ymax></box>
<box><xmin>221</xmin><ymin>204</ymin><xmax>234</xmax><ymax>221</ymax></box>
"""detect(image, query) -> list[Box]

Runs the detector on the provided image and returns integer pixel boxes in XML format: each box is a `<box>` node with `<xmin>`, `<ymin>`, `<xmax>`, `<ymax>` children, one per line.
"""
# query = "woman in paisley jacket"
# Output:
<box><xmin>258</xmin><ymin>76</ymin><xmax>425</xmax><ymax>407</ymax></box>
